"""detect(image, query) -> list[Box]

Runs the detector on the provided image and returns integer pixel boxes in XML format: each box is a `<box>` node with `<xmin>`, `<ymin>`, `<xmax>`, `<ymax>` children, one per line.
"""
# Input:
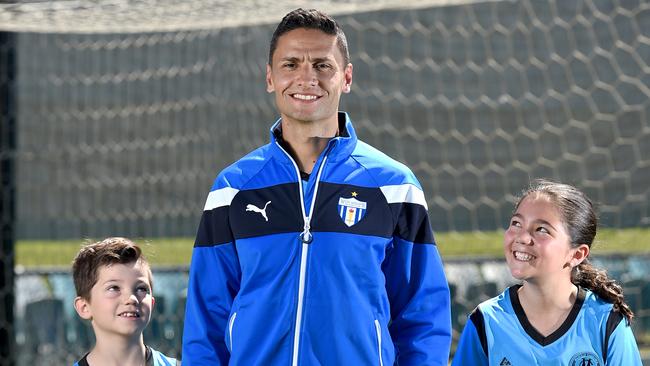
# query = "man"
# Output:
<box><xmin>183</xmin><ymin>8</ymin><xmax>451</xmax><ymax>365</ymax></box>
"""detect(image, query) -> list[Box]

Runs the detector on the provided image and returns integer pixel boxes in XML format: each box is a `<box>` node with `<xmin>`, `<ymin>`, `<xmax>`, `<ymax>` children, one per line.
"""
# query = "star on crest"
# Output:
<box><xmin>351</xmin><ymin>191</ymin><xmax>358</xmax><ymax>197</ymax></box>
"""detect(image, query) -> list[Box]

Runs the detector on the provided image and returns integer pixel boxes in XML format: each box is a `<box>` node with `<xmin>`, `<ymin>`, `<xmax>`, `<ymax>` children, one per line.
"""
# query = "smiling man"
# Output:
<box><xmin>183</xmin><ymin>8</ymin><xmax>452</xmax><ymax>366</ymax></box>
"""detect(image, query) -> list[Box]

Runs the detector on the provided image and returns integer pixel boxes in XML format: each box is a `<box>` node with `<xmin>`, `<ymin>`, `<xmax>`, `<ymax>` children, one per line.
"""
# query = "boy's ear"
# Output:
<box><xmin>151</xmin><ymin>296</ymin><xmax>156</xmax><ymax>311</ymax></box>
<box><xmin>74</xmin><ymin>296</ymin><xmax>93</xmax><ymax>320</ymax></box>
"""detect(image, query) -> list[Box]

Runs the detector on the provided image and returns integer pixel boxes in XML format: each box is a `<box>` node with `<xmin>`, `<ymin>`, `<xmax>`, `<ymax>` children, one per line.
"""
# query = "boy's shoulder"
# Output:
<box><xmin>148</xmin><ymin>346</ymin><xmax>180</xmax><ymax>366</ymax></box>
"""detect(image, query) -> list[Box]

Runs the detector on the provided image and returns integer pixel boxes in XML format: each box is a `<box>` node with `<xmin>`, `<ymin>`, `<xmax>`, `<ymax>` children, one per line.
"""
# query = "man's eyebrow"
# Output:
<box><xmin>279</xmin><ymin>56</ymin><xmax>334</xmax><ymax>62</ymax></box>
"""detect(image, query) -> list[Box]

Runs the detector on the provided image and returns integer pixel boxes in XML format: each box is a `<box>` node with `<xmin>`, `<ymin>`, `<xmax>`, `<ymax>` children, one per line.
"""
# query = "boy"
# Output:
<box><xmin>72</xmin><ymin>237</ymin><xmax>179</xmax><ymax>366</ymax></box>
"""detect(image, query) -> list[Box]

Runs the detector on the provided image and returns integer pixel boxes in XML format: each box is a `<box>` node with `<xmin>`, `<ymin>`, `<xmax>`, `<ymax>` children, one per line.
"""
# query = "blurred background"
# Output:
<box><xmin>0</xmin><ymin>0</ymin><xmax>649</xmax><ymax>364</ymax></box>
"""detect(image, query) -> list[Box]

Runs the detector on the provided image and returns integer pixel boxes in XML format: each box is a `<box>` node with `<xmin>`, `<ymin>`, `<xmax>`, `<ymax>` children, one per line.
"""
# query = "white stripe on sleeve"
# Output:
<box><xmin>380</xmin><ymin>184</ymin><xmax>428</xmax><ymax>210</ymax></box>
<box><xmin>203</xmin><ymin>187</ymin><xmax>239</xmax><ymax>211</ymax></box>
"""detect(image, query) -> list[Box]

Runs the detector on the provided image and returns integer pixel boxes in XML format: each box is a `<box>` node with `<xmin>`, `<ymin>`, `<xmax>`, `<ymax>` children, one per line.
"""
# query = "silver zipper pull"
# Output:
<box><xmin>300</xmin><ymin>224</ymin><xmax>313</xmax><ymax>244</ymax></box>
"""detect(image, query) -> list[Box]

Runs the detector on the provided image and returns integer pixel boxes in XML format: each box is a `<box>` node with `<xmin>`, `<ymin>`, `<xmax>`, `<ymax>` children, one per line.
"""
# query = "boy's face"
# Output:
<box><xmin>74</xmin><ymin>261</ymin><xmax>154</xmax><ymax>340</ymax></box>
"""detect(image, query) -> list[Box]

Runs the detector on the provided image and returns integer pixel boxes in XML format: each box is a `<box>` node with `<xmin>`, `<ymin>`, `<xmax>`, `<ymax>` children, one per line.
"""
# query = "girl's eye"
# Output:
<box><xmin>536</xmin><ymin>226</ymin><xmax>550</xmax><ymax>234</ymax></box>
<box><xmin>107</xmin><ymin>285</ymin><xmax>119</xmax><ymax>292</ymax></box>
<box><xmin>137</xmin><ymin>286</ymin><xmax>151</xmax><ymax>294</ymax></box>
<box><xmin>510</xmin><ymin>219</ymin><xmax>521</xmax><ymax>227</ymax></box>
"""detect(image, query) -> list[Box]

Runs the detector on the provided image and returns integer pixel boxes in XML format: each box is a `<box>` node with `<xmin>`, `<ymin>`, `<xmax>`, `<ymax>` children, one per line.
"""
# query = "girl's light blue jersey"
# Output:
<box><xmin>452</xmin><ymin>285</ymin><xmax>642</xmax><ymax>366</ymax></box>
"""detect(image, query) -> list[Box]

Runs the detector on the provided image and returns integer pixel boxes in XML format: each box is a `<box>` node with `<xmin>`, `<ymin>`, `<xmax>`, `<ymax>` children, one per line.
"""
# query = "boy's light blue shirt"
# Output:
<box><xmin>73</xmin><ymin>346</ymin><xmax>178</xmax><ymax>366</ymax></box>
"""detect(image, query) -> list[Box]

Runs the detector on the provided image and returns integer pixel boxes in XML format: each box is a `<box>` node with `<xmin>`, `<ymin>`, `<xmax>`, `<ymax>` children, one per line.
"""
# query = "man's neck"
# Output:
<box><xmin>280</xmin><ymin>116</ymin><xmax>339</xmax><ymax>174</ymax></box>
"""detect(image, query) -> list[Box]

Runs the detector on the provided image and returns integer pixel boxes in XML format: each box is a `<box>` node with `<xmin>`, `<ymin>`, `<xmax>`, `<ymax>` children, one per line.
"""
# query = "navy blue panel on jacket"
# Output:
<box><xmin>183</xmin><ymin>112</ymin><xmax>451</xmax><ymax>366</ymax></box>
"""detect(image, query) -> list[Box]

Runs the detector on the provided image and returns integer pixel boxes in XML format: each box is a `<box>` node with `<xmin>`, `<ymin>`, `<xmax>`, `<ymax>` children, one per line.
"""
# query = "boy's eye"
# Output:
<box><xmin>510</xmin><ymin>219</ymin><xmax>521</xmax><ymax>227</ymax></box>
<box><xmin>107</xmin><ymin>285</ymin><xmax>120</xmax><ymax>292</ymax></box>
<box><xmin>536</xmin><ymin>226</ymin><xmax>550</xmax><ymax>234</ymax></box>
<box><xmin>137</xmin><ymin>286</ymin><xmax>151</xmax><ymax>294</ymax></box>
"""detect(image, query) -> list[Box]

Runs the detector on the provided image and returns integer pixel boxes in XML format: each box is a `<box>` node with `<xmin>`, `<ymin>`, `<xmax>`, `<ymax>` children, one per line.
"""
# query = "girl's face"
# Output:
<box><xmin>504</xmin><ymin>194</ymin><xmax>582</xmax><ymax>284</ymax></box>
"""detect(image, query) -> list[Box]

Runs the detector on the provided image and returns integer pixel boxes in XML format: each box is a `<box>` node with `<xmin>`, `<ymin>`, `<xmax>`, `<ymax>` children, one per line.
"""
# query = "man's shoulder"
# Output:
<box><xmin>214</xmin><ymin>143</ymin><xmax>277</xmax><ymax>188</ymax></box>
<box><xmin>352</xmin><ymin>140</ymin><xmax>420</xmax><ymax>186</ymax></box>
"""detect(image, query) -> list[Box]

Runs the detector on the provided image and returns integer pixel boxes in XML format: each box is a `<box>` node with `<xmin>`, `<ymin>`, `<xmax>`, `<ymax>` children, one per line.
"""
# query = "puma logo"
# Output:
<box><xmin>246</xmin><ymin>201</ymin><xmax>271</xmax><ymax>222</ymax></box>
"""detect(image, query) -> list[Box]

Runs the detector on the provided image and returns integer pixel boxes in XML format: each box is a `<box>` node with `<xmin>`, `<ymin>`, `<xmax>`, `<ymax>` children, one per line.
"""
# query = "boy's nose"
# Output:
<box><xmin>124</xmin><ymin>292</ymin><xmax>139</xmax><ymax>304</ymax></box>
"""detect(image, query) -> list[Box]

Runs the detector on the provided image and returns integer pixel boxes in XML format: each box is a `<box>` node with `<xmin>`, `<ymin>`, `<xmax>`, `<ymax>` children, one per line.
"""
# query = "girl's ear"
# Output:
<box><xmin>74</xmin><ymin>296</ymin><xmax>93</xmax><ymax>320</ymax></box>
<box><xmin>570</xmin><ymin>244</ymin><xmax>590</xmax><ymax>268</ymax></box>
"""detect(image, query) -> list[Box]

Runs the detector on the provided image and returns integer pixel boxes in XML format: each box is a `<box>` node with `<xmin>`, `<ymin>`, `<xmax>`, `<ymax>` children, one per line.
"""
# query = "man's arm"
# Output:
<box><xmin>382</xmin><ymin>183</ymin><xmax>452</xmax><ymax>366</ymax></box>
<box><xmin>182</xmin><ymin>185</ymin><xmax>241</xmax><ymax>365</ymax></box>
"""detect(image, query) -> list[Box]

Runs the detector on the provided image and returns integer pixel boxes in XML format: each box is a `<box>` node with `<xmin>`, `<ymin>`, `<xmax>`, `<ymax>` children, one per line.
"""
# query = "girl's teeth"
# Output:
<box><xmin>514</xmin><ymin>251</ymin><xmax>533</xmax><ymax>261</ymax></box>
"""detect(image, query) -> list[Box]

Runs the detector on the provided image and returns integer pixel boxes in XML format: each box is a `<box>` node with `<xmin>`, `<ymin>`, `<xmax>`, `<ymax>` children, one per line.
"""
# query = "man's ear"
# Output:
<box><xmin>74</xmin><ymin>296</ymin><xmax>92</xmax><ymax>320</ymax></box>
<box><xmin>342</xmin><ymin>63</ymin><xmax>353</xmax><ymax>93</ymax></box>
<box><xmin>266</xmin><ymin>64</ymin><xmax>274</xmax><ymax>93</ymax></box>
<box><xmin>570</xmin><ymin>244</ymin><xmax>590</xmax><ymax>268</ymax></box>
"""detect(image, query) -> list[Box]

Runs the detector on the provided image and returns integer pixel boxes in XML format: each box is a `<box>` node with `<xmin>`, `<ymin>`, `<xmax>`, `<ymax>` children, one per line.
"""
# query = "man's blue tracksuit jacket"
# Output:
<box><xmin>182</xmin><ymin>112</ymin><xmax>451</xmax><ymax>365</ymax></box>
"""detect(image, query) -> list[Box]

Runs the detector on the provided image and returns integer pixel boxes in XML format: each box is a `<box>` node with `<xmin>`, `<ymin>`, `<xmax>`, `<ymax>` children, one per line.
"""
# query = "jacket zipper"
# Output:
<box><xmin>276</xmin><ymin>140</ymin><xmax>330</xmax><ymax>366</ymax></box>
<box><xmin>374</xmin><ymin>319</ymin><xmax>384</xmax><ymax>366</ymax></box>
<box><xmin>228</xmin><ymin>312</ymin><xmax>237</xmax><ymax>352</ymax></box>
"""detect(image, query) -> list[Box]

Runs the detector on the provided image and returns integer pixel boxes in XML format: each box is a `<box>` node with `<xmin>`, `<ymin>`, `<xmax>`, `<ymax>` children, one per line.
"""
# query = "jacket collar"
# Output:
<box><xmin>270</xmin><ymin>111</ymin><xmax>357</xmax><ymax>163</ymax></box>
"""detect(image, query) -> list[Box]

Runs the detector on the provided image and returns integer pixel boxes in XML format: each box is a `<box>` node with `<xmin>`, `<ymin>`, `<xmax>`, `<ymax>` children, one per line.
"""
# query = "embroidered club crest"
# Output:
<box><xmin>569</xmin><ymin>352</ymin><xmax>601</xmax><ymax>366</ymax></box>
<box><xmin>338</xmin><ymin>196</ymin><xmax>367</xmax><ymax>227</ymax></box>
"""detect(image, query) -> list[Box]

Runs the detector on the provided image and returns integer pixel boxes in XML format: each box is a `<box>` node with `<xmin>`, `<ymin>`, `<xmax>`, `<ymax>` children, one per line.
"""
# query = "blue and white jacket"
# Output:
<box><xmin>183</xmin><ymin>112</ymin><xmax>451</xmax><ymax>365</ymax></box>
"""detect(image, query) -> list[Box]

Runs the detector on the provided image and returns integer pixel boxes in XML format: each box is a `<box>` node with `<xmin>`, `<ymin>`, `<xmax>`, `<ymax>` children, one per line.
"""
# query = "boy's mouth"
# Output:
<box><xmin>118</xmin><ymin>311</ymin><xmax>140</xmax><ymax>318</ymax></box>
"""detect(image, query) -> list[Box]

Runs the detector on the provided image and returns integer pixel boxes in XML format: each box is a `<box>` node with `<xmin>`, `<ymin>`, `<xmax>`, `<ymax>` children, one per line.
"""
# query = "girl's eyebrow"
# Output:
<box><xmin>511</xmin><ymin>213</ymin><xmax>559</xmax><ymax>231</ymax></box>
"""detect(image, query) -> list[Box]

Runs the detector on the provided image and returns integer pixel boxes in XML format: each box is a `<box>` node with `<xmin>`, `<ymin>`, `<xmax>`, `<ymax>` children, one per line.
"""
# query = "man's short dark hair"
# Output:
<box><xmin>268</xmin><ymin>8</ymin><xmax>350</xmax><ymax>66</ymax></box>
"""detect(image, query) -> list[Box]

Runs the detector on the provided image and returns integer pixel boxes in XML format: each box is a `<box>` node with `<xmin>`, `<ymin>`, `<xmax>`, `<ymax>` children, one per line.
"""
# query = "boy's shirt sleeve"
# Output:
<box><xmin>381</xmin><ymin>183</ymin><xmax>452</xmax><ymax>366</ymax></box>
<box><xmin>451</xmin><ymin>311</ymin><xmax>489</xmax><ymax>366</ymax></box>
<box><xmin>182</xmin><ymin>183</ymin><xmax>241</xmax><ymax>365</ymax></box>
<box><xmin>605</xmin><ymin>317</ymin><xmax>642</xmax><ymax>365</ymax></box>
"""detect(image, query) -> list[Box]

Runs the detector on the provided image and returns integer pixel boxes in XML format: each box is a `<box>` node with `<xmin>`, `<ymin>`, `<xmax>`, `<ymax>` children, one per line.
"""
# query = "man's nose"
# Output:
<box><xmin>296</xmin><ymin>64</ymin><xmax>317</xmax><ymax>86</ymax></box>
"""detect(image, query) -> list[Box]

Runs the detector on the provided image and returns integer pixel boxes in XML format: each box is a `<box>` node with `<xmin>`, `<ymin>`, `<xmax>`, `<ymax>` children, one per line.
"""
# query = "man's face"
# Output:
<box><xmin>266</xmin><ymin>28</ymin><xmax>353</xmax><ymax>126</ymax></box>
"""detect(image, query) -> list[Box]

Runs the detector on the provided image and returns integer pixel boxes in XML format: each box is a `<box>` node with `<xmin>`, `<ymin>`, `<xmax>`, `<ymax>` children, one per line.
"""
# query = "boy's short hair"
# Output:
<box><xmin>72</xmin><ymin>237</ymin><xmax>153</xmax><ymax>300</ymax></box>
<box><xmin>268</xmin><ymin>8</ymin><xmax>350</xmax><ymax>66</ymax></box>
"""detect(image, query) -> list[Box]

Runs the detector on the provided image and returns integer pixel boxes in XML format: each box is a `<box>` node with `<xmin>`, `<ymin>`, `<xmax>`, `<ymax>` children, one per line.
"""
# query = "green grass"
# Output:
<box><xmin>15</xmin><ymin>228</ymin><xmax>650</xmax><ymax>268</ymax></box>
<box><xmin>438</xmin><ymin>228</ymin><xmax>650</xmax><ymax>258</ymax></box>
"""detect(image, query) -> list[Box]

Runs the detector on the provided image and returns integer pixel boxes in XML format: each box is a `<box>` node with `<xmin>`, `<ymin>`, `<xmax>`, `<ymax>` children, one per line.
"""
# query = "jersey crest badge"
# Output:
<box><xmin>569</xmin><ymin>352</ymin><xmax>601</xmax><ymax>366</ymax></box>
<box><xmin>338</xmin><ymin>195</ymin><xmax>367</xmax><ymax>227</ymax></box>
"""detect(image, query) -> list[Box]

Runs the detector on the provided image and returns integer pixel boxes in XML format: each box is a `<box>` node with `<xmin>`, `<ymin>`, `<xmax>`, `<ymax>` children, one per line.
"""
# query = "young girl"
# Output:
<box><xmin>452</xmin><ymin>180</ymin><xmax>641</xmax><ymax>365</ymax></box>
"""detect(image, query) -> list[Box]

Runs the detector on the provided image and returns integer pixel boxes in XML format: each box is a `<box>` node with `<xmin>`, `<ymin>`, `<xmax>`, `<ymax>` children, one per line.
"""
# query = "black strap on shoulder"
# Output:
<box><xmin>469</xmin><ymin>307</ymin><xmax>488</xmax><ymax>357</ymax></box>
<box><xmin>602</xmin><ymin>309</ymin><xmax>623</xmax><ymax>364</ymax></box>
<box><xmin>76</xmin><ymin>353</ymin><xmax>90</xmax><ymax>366</ymax></box>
